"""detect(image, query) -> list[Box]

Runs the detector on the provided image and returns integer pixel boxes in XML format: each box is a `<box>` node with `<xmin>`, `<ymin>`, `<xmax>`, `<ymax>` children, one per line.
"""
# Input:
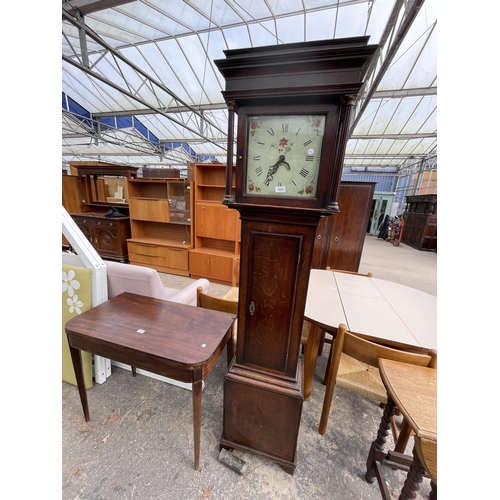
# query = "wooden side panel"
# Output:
<box><xmin>223</xmin><ymin>375</ymin><xmax>302</xmax><ymax>462</ymax></box>
<box><xmin>311</xmin><ymin>181</ymin><xmax>375</xmax><ymax>272</ymax></box>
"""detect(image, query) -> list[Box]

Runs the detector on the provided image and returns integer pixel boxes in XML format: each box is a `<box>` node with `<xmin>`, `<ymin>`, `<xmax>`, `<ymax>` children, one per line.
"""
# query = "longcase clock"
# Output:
<box><xmin>214</xmin><ymin>37</ymin><xmax>377</xmax><ymax>474</ymax></box>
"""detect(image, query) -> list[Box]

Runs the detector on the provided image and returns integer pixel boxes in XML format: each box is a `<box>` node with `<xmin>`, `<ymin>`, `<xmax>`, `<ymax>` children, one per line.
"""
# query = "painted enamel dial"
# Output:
<box><xmin>245</xmin><ymin>114</ymin><xmax>326</xmax><ymax>198</ymax></box>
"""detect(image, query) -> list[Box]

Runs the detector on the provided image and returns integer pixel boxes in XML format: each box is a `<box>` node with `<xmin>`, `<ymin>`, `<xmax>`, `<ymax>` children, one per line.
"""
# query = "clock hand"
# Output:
<box><xmin>263</xmin><ymin>155</ymin><xmax>290</xmax><ymax>186</ymax></box>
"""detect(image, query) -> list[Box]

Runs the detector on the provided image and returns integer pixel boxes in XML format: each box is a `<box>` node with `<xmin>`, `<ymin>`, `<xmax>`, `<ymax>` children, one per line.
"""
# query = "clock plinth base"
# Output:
<box><xmin>220</xmin><ymin>360</ymin><xmax>303</xmax><ymax>475</ymax></box>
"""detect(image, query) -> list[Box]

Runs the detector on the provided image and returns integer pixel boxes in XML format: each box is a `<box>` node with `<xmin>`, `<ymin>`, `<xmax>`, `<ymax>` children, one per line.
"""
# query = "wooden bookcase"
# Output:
<box><xmin>188</xmin><ymin>162</ymin><xmax>241</xmax><ymax>285</ymax></box>
<box><xmin>66</xmin><ymin>161</ymin><xmax>138</xmax><ymax>262</ymax></box>
<box><xmin>126</xmin><ymin>178</ymin><xmax>194</xmax><ymax>276</ymax></box>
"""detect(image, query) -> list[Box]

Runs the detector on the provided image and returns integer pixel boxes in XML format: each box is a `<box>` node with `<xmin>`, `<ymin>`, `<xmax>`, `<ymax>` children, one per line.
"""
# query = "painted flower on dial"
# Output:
<box><xmin>62</xmin><ymin>269</ymin><xmax>81</xmax><ymax>297</ymax></box>
<box><xmin>248</xmin><ymin>182</ymin><xmax>255</xmax><ymax>192</ymax></box>
<box><xmin>305</xmin><ymin>184</ymin><xmax>313</xmax><ymax>194</ymax></box>
<box><xmin>313</xmin><ymin>117</ymin><xmax>323</xmax><ymax>128</ymax></box>
<box><xmin>67</xmin><ymin>294</ymin><xmax>83</xmax><ymax>315</ymax></box>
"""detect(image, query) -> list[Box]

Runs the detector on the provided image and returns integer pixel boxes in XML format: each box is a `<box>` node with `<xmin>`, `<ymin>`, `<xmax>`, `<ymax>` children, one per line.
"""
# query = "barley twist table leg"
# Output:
<box><xmin>365</xmin><ymin>397</ymin><xmax>397</xmax><ymax>483</ymax></box>
<box><xmin>398</xmin><ymin>445</ymin><xmax>425</xmax><ymax>500</ymax></box>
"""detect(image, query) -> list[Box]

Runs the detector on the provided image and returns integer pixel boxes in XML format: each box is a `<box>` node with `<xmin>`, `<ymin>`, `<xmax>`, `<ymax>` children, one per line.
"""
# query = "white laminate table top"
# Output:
<box><xmin>304</xmin><ymin>270</ymin><xmax>346</xmax><ymax>332</ymax></box>
<box><xmin>305</xmin><ymin>270</ymin><xmax>436</xmax><ymax>351</ymax></box>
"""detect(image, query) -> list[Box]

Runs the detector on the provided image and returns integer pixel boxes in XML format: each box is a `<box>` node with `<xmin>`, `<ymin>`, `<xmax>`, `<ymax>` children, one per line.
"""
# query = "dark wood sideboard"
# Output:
<box><xmin>402</xmin><ymin>194</ymin><xmax>437</xmax><ymax>252</ymax></box>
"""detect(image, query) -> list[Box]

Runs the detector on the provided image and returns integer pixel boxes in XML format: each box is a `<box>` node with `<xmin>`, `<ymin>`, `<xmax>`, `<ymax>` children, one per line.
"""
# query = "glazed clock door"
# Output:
<box><xmin>234</xmin><ymin>103</ymin><xmax>340</xmax><ymax>211</ymax></box>
<box><xmin>245</xmin><ymin>114</ymin><xmax>325</xmax><ymax>198</ymax></box>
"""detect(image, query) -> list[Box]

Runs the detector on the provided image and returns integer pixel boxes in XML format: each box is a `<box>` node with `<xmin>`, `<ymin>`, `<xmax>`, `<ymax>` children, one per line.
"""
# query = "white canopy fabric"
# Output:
<box><xmin>62</xmin><ymin>0</ymin><xmax>437</xmax><ymax>174</ymax></box>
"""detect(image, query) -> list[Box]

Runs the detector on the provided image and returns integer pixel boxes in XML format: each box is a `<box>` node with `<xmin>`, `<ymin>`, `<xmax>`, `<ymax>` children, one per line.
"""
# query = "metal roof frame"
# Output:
<box><xmin>62</xmin><ymin>0</ymin><xmax>437</xmax><ymax>173</ymax></box>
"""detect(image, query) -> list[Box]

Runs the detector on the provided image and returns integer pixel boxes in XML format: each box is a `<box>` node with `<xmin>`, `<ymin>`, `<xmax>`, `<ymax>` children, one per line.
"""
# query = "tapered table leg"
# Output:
<box><xmin>68</xmin><ymin>341</ymin><xmax>90</xmax><ymax>422</ymax></box>
<box><xmin>303</xmin><ymin>323</ymin><xmax>321</xmax><ymax>400</ymax></box>
<box><xmin>192</xmin><ymin>367</ymin><xmax>203</xmax><ymax>470</ymax></box>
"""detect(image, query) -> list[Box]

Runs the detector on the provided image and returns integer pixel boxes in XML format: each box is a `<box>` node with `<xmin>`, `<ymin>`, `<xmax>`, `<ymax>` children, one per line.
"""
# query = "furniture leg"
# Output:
<box><xmin>132</xmin><ymin>367</ymin><xmax>137</xmax><ymax>377</ymax></box>
<box><xmin>68</xmin><ymin>341</ymin><xmax>90</xmax><ymax>422</ymax></box>
<box><xmin>318</xmin><ymin>344</ymin><xmax>340</xmax><ymax>435</ymax></box>
<box><xmin>398</xmin><ymin>444</ymin><xmax>425</xmax><ymax>500</ymax></box>
<box><xmin>317</xmin><ymin>329</ymin><xmax>325</xmax><ymax>356</ymax></box>
<box><xmin>365</xmin><ymin>397</ymin><xmax>397</xmax><ymax>483</ymax></box>
<box><xmin>192</xmin><ymin>367</ymin><xmax>203</xmax><ymax>471</ymax></box>
<box><xmin>226</xmin><ymin>327</ymin><xmax>235</xmax><ymax>366</ymax></box>
<box><xmin>394</xmin><ymin>418</ymin><xmax>412</xmax><ymax>453</ymax></box>
<box><xmin>303</xmin><ymin>323</ymin><xmax>321</xmax><ymax>400</ymax></box>
<box><xmin>321</xmin><ymin>329</ymin><xmax>337</xmax><ymax>385</ymax></box>
<box><xmin>430</xmin><ymin>481</ymin><xmax>437</xmax><ymax>500</ymax></box>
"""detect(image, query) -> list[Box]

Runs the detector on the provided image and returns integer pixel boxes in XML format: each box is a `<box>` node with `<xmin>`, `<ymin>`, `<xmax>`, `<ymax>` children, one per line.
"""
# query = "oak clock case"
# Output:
<box><xmin>219</xmin><ymin>105</ymin><xmax>341</xmax><ymax>475</ymax></box>
<box><xmin>214</xmin><ymin>37</ymin><xmax>378</xmax><ymax>476</ymax></box>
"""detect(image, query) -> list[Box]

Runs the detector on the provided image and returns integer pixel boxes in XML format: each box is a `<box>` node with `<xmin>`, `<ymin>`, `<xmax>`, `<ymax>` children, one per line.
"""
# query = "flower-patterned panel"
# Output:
<box><xmin>62</xmin><ymin>264</ymin><xmax>93</xmax><ymax>389</ymax></box>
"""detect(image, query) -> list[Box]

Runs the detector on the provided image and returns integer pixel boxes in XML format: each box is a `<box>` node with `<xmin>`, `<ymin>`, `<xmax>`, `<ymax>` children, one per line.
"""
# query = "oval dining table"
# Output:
<box><xmin>303</xmin><ymin>269</ymin><xmax>437</xmax><ymax>400</ymax></box>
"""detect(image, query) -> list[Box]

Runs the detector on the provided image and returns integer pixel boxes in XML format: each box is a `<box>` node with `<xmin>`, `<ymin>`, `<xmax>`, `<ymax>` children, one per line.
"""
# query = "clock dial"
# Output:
<box><xmin>246</xmin><ymin>115</ymin><xmax>326</xmax><ymax>197</ymax></box>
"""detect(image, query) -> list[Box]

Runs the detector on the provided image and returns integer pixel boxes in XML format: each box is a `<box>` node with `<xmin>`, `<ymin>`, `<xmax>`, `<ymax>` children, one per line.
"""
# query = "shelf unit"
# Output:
<box><xmin>188</xmin><ymin>162</ymin><xmax>240</xmax><ymax>286</ymax></box>
<box><xmin>66</xmin><ymin>161</ymin><xmax>138</xmax><ymax>262</ymax></box>
<box><xmin>127</xmin><ymin>178</ymin><xmax>193</xmax><ymax>276</ymax></box>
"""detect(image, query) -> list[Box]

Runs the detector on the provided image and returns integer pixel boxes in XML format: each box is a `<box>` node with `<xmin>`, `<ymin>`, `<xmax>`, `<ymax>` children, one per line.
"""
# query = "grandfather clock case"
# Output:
<box><xmin>215</xmin><ymin>38</ymin><xmax>377</xmax><ymax>473</ymax></box>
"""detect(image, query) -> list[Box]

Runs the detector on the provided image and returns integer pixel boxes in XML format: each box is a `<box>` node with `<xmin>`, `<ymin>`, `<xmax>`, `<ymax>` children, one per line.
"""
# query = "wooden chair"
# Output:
<box><xmin>196</xmin><ymin>286</ymin><xmax>238</xmax><ymax>365</ymax></box>
<box><xmin>319</xmin><ymin>323</ymin><xmax>437</xmax><ymax>451</ymax></box>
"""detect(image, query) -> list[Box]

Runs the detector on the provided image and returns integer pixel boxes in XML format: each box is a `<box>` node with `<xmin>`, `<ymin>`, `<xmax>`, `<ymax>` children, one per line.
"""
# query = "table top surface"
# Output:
<box><xmin>305</xmin><ymin>270</ymin><xmax>436</xmax><ymax>351</ymax></box>
<box><xmin>65</xmin><ymin>292</ymin><xmax>237</xmax><ymax>368</ymax></box>
<box><xmin>378</xmin><ymin>358</ymin><xmax>437</xmax><ymax>440</ymax></box>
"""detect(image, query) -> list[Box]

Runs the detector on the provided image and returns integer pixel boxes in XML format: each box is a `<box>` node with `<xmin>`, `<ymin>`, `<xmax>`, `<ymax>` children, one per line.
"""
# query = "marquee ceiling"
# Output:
<box><xmin>62</xmin><ymin>0</ymin><xmax>437</xmax><ymax>173</ymax></box>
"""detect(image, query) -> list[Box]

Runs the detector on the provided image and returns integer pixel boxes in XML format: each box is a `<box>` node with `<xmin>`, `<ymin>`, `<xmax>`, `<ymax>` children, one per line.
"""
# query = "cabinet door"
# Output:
<box><xmin>313</xmin><ymin>182</ymin><xmax>375</xmax><ymax>272</ymax></box>
<box><xmin>196</xmin><ymin>203</ymin><xmax>239</xmax><ymax>241</ymax></box>
<box><xmin>93</xmin><ymin>220</ymin><xmax>119</xmax><ymax>255</ymax></box>
<box><xmin>129</xmin><ymin>198</ymin><xmax>170</xmax><ymax>222</ymax></box>
<box><xmin>73</xmin><ymin>218</ymin><xmax>92</xmax><ymax>242</ymax></box>
<box><xmin>189</xmin><ymin>251</ymin><xmax>234</xmax><ymax>282</ymax></box>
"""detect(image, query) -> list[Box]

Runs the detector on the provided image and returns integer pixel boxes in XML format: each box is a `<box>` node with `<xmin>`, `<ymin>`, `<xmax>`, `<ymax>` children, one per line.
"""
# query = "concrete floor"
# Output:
<box><xmin>62</xmin><ymin>235</ymin><xmax>437</xmax><ymax>500</ymax></box>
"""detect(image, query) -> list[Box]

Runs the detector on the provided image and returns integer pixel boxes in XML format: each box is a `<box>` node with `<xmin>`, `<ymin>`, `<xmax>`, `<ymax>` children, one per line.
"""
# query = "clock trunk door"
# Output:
<box><xmin>236</xmin><ymin>217</ymin><xmax>316</xmax><ymax>378</ymax></box>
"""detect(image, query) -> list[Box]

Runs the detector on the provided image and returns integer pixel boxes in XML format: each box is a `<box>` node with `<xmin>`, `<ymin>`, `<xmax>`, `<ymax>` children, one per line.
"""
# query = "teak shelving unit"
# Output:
<box><xmin>126</xmin><ymin>178</ymin><xmax>193</xmax><ymax>276</ymax></box>
<box><xmin>188</xmin><ymin>162</ymin><xmax>241</xmax><ymax>286</ymax></box>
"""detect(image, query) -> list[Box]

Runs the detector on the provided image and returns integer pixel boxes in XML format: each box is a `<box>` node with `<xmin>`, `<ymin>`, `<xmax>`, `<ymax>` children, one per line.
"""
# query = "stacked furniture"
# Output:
<box><xmin>65</xmin><ymin>161</ymin><xmax>138</xmax><ymax>262</ymax></box>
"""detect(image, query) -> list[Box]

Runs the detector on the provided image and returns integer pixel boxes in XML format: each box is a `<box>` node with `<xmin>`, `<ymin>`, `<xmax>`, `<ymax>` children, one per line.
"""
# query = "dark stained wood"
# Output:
<box><xmin>70</xmin><ymin>213</ymin><xmax>131</xmax><ymax>262</ymax></box>
<box><xmin>221</xmin><ymin>361</ymin><xmax>303</xmax><ymax>474</ymax></box>
<box><xmin>214</xmin><ymin>38</ymin><xmax>378</xmax><ymax>474</ymax></box>
<box><xmin>220</xmin><ymin>209</ymin><xmax>321</xmax><ymax>473</ymax></box>
<box><xmin>65</xmin><ymin>292</ymin><xmax>236</xmax><ymax>470</ymax></box>
<box><xmin>235</xmin><ymin>210</ymin><xmax>319</xmax><ymax>377</ymax></box>
<box><xmin>311</xmin><ymin>181</ymin><xmax>376</xmax><ymax>271</ymax></box>
<box><xmin>402</xmin><ymin>195</ymin><xmax>437</xmax><ymax>252</ymax></box>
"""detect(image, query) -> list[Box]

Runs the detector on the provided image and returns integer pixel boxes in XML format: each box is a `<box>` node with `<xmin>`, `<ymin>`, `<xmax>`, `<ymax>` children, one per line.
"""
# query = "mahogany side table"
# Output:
<box><xmin>65</xmin><ymin>292</ymin><xmax>236</xmax><ymax>471</ymax></box>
